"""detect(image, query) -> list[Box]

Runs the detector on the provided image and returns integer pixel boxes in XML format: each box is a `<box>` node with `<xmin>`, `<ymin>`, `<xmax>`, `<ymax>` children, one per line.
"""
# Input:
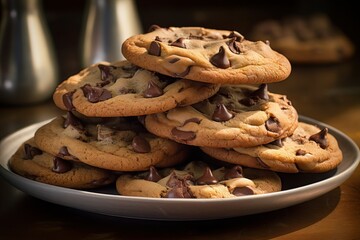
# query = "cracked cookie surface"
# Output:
<box><xmin>34</xmin><ymin>113</ymin><xmax>189</xmax><ymax>171</ymax></box>
<box><xmin>9</xmin><ymin>139</ymin><xmax>116</xmax><ymax>189</ymax></box>
<box><xmin>122</xmin><ymin>26</ymin><xmax>291</xmax><ymax>84</ymax></box>
<box><xmin>201</xmin><ymin>122</ymin><xmax>343</xmax><ymax>173</ymax></box>
<box><xmin>53</xmin><ymin>60</ymin><xmax>220</xmax><ymax>117</ymax></box>
<box><xmin>116</xmin><ymin>161</ymin><xmax>281</xmax><ymax>198</ymax></box>
<box><xmin>144</xmin><ymin>84</ymin><xmax>298</xmax><ymax>148</ymax></box>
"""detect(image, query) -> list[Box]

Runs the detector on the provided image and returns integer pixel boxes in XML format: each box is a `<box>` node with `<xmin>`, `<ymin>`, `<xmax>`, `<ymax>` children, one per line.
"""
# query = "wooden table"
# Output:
<box><xmin>1</xmin><ymin>58</ymin><xmax>360</xmax><ymax>240</ymax></box>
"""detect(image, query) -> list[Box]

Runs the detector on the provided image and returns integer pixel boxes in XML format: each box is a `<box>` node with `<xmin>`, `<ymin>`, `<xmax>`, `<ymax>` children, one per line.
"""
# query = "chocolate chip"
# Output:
<box><xmin>63</xmin><ymin>111</ymin><xmax>85</xmax><ymax>130</ymax></box>
<box><xmin>182</xmin><ymin>118</ymin><xmax>201</xmax><ymax>126</ymax></box>
<box><xmin>165</xmin><ymin>187</ymin><xmax>191</xmax><ymax>198</ymax></box>
<box><xmin>145</xmin><ymin>166</ymin><xmax>162</xmax><ymax>182</ymax></box>
<box><xmin>81</xmin><ymin>84</ymin><xmax>112</xmax><ymax>103</ymax></box>
<box><xmin>171</xmin><ymin>128</ymin><xmax>196</xmax><ymax>141</ymax></box>
<box><xmin>23</xmin><ymin>144</ymin><xmax>42</xmax><ymax>160</ymax></box>
<box><xmin>212</xmin><ymin>103</ymin><xmax>234</xmax><ymax>122</ymax></box>
<box><xmin>296</xmin><ymin>149</ymin><xmax>307</xmax><ymax>156</ymax></box>
<box><xmin>52</xmin><ymin>157</ymin><xmax>72</xmax><ymax>173</ymax></box>
<box><xmin>165</xmin><ymin>173</ymin><xmax>193</xmax><ymax>198</ymax></box>
<box><xmin>62</xmin><ymin>91</ymin><xmax>75</xmax><ymax>111</ymax></box>
<box><xmin>143</xmin><ymin>80</ymin><xmax>163</xmax><ymax>98</ymax></box>
<box><xmin>98</xmin><ymin>64</ymin><xmax>117</xmax><ymax>82</ymax></box>
<box><xmin>224</xmin><ymin>31</ymin><xmax>244</xmax><ymax>42</ymax></box>
<box><xmin>309</xmin><ymin>128</ymin><xmax>329</xmax><ymax>149</ymax></box>
<box><xmin>256</xmin><ymin>157</ymin><xmax>270</xmax><ymax>169</ymax></box>
<box><xmin>58</xmin><ymin>146</ymin><xmax>70</xmax><ymax>157</ymax></box>
<box><xmin>239</xmin><ymin>84</ymin><xmax>269</xmax><ymax>106</ymax></box>
<box><xmin>148</xmin><ymin>41</ymin><xmax>161</xmax><ymax>56</ymax></box>
<box><xmin>223</xmin><ymin>166</ymin><xmax>243</xmax><ymax>180</ymax></box>
<box><xmin>196</xmin><ymin>167</ymin><xmax>218</xmax><ymax>185</ymax></box>
<box><xmin>267</xmin><ymin>138</ymin><xmax>284</xmax><ymax>147</ymax></box>
<box><xmin>148</xmin><ymin>24</ymin><xmax>161</xmax><ymax>32</ymax></box>
<box><xmin>168</xmin><ymin>57</ymin><xmax>180</xmax><ymax>64</ymax></box>
<box><xmin>170</xmin><ymin>37</ymin><xmax>186</xmax><ymax>48</ymax></box>
<box><xmin>118</xmin><ymin>87</ymin><xmax>137</xmax><ymax>94</ymax></box>
<box><xmin>173</xmin><ymin>66</ymin><xmax>191</xmax><ymax>78</ymax></box>
<box><xmin>227</xmin><ymin>38</ymin><xmax>241</xmax><ymax>54</ymax></box>
<box><xmin>132</xmin><ymin>135</ymin><xmax>151</xmax><ymax>153</ymax></box>
<box><xmin>265</xmin><ymin>117</ymin><xmax>281</xmax><ymax>132</ymax></box>
<box><xmin>210</xmin><ymin>46</ymin><xmax>230</xmax><ymax>69</ymax></box>
<box><xmin>232</xmin><ymin>186</ymin><xmax>254</xmax><ymax>196</ymax></box>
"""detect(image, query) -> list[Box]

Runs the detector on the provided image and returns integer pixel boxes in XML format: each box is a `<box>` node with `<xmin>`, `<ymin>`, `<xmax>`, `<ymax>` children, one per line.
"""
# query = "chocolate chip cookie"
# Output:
<box><xmin>122</xmin><ymin>26</ymin><xmax>291</xmax><ymax>84</ymax></box>
<box><xmin>251</xmin><ymin>14</ymin><xmax>354</xmax><ymax>63</ymax></box>
<box><xmin>144</xmin><ymin>84</ymin><xmax>298</xmax><ymax>148</ymax></box>
<box><xmin>9</xmin><ymin>139</ymin><xmax>116</xmax><ymax>189</ymax></box>
<box><xmin>33</xmin><ymin>113</ymin><xmax>190</xmax><ymax>171</ymax></box>
<box><xmin>53</xmin><ymin>60</ymin><xmax>220</xmax><ymax>117</ymax></box>
<box><xmin>201</xmin><ymin>122</ymin><xmax>343</xmax><ymax>173</ymax></box>
<box><xmin>116</xmin><ymin>161</ymin><xmax>281</xmax><ymax>198</ymax></box>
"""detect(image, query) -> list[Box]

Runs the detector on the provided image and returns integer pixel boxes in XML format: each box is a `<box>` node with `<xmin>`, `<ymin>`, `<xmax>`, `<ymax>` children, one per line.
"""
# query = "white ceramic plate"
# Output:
<box><xmin>0</xmin><ymin>116</ymin><xmax>359</xmax><ymax>221</ymax></box>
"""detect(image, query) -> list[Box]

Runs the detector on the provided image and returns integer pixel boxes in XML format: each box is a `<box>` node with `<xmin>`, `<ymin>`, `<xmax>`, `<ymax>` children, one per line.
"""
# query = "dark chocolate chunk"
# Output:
<box><xmin>165</xmin><ymin>173</ymin><xmax>193</xmax><ymax>198</ymax></box>
<box><xmin>224</xmin><ymin>31</ymin><xmax>244</xmax><ymax>42</ymax></box>
<box><xmin>58</xmin><ymin>146</ymin><xmax>70</xmax><ymax>157</ymax></box>
<box><xmin>52</xmin><ymin>157</ymin><xmax>72</xmax><ymax>173</ymax></box>
<box><xmin>183</xmin><ymin>118</ymin><xmax>201</xmax><ymax>126</ymax></box>
<box><xmin>210</xmin><ymin>46</ymin><xmax>231</xmax><ymax>69</ymax></box>
<box><xmin>265</xmin><ymin>117</ymin><xmax>281</xmax><ymax>132</ymax></box>
<box><xmin>232</xmin><ymin>186</ymin><xmax>254</xmax><ymax>196</ymax></box>
<box><xmin>62</xmin><ymin>91</ymin><xmax>75</xmax><ymax>111</ymax></box>
<box><xmin>132</xmin><ymin>135</ymin><xmax>151</xmax><ymax>153</ymax></box>
<box><xmin>223</xmin><ymin>165</ymin><xmax>243</xmax><ymax>180</ymax></box>
<box><xmin>196</xmin><ymin>167</ymin><xmax>218</xmax><ymax>185</ymax></box>
<box><xmin>145</xmin><ymin>166</ymin><xmax>162</xmax><ymax>182</ymax></box>
<box><xmin>227</xmin><ymin>38</ymin><xmax>241</xmax><ymax>54</ymax></box>
<box><xmin>309</xmin><ymin>128</ymin><xmax>329</xmax><ymax>149</ymax></box>
<box><xmin>23</xmin><ymin>144</ymin><xmax>42</xmax><ymax>160</ymax></box>
<box><xmin>148</xmin><ymin>24</ymin><xmax>161</xmax><ymax>32</ymax></box>
<box><xmin>171</xmin><ymin>128</ymin><xmax>196</xmax><ymax>141</ymax></box>
<box><xmin>148</xmin><ymin>41</ymin><xmax>161</xmax><ymax>56</ymax></box>
<box><xmin>63</xmin><ymin>111</ymin><xmax>85</xmax><ymax>130</ymax></box>
<box><xmin>81</xmin><ymin>84</ymin><xmax>112</xmax><ymax>103</ymax></box>
<box><xmin>256</xmin><ymin>157</ymin><xmax>270</xmax><ymax>169</ymax></box>
<box><xmin>267</xmin><ymin>138</ymin><xmax>284</xmax><ymax>147</ymax></box>
<box><xmin>170</xmin><ymin>37</ymin><xmax>186</xmax><ymax>48</ymax></box>
<box><xmin>296</xmin><ymin>149</ymin><xmax>307</xmax><ymax>156</ymax></box>
<box><xmin>98</xmin><ymin>64</ymin><xmax>117</xmax><ymax>82</ymax></box>
<box><xmin>212</xmin><ymin>103</ymin><xmax>234</xmax><ymax>122</ymax></box>
<box><xmin>173</xmin><ymin>66</ymin><xmax>191</xmax><ymax>78</ymax></box>
<box><xmin>143</xmin><ymin>80</ymin><xmax>163</xmax><ymax>98</ymax></box>
<box><xmin>239</xmin><ymin>84</ymin><xmax>269</xmax><ymax>106</ymax></box>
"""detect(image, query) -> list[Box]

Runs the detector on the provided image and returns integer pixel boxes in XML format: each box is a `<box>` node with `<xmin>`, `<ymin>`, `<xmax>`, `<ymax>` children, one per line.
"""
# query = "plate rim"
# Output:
<box><xmin>0</xmin><ymin>116</ymin><xmax>359</xmax><ymax>220</ymax></box>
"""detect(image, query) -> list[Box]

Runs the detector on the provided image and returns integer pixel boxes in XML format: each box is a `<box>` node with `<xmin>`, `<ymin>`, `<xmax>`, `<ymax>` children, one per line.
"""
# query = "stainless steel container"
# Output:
<box><xmin>0</xmin><ymin>0</ymin><xmax>59</xmax><ymax>105</ymax></box>
<box><xmin>80</xmin><ymin>0</ymin><xmax>142</xmax><ymax>67</ymax></box>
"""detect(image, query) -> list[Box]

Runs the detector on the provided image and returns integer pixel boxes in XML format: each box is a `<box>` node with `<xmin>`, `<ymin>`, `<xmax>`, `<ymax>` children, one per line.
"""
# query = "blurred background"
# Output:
<box><xmin>2</xmin><ymin>0</ymin><xmax>356</xmax><ymax>82</ymax></box>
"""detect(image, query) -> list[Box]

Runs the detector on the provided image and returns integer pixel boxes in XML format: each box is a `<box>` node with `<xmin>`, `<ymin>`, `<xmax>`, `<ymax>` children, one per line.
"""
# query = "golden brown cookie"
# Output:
<box><xmin>53</xmin><ymin>60</ymin><xmax>220</xmax><ymax>117</ymax></box>
<box><xmin>116</xmin><ymin>161</ymin><xmax>281</xmax><ymax>198</ymax></box>
<box><xmin>144</xmin><ymin>84</ymin><xmax>298</xmax><ymax>148</ymax></box>
<box><xmin>33</xmin><ymin>113</ymin><xmax>189</xmax><ymax>171</ymax></box>
<box><xmin>9</xmin><ymin>139</ymin><xmax>116</xmax><ymax>189</ymax></box>
<box><xmin>122</xmin><ymin>26</ymin><xmax>291</xmax><ymax>84</ymax></box>
<box><xmin>201</xmin><ymin>122</ymin><xmax>343</xmax><ymax>173</ymax></box>
<box><xmin>251</xmin><ymin>14</ymin><xmax>354</xmax><ymax>63</ymax></box>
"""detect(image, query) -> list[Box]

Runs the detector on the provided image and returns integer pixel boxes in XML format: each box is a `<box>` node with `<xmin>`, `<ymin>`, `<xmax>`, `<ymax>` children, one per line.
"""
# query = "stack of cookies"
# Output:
<box><xmin>9</xmin><ymin>26</ymin><xmax>343</xmax><ymax>199</ymax></box>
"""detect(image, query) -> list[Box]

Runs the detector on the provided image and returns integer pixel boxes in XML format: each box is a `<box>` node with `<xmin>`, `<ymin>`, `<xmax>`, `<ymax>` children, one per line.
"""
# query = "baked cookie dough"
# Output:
<box><xmin>201</xmin><ymin>122</ymin><xmax>343</xmax><ymax>173</ymax></box>
<box><xmin>9</xmin><ymin>139</ymin><xmax>116</xmax><ymax>189</ymax></box>
<box><xmin>34</xmin><ymin>113</ymin><xmax>189</xmax><ymax>171</ymax></box>
<box><xmin>251</xmin><ymin>14</ymin><xmax>354</xmax><ymax>63</ymax></box>
<box><xmin>144</xmin><ymin>84</ymin><xmax>298</xmax><ymax>148</ymax></box>
<box><xmin>122</xmin><ymin>26</ymin><xmax>291</xmax><ymax>84</ymax></box>
<box><xmin>53</xmin><ymin>60</ymin><xmax>220</xmax><ymax>117</ymax></box>
<box><xmin>116</xmin><ymin>161</ymin><xmax>281</xmax><ymax>198</ymax></box>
